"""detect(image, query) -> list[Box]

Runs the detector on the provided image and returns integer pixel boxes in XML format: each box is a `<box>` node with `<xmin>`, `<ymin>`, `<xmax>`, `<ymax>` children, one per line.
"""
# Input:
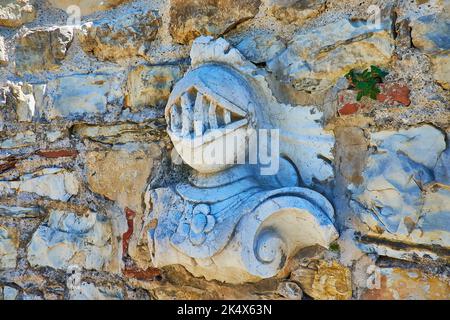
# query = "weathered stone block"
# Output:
<box><xmin>0</xmin><ymin>0</ymin><xmax>36</xmax><ymax>28</ymax></box>
<box><xmin>0</xmin><ymin>225</ymin><xmax>18</xmax><ymax>270</ymax></box>
<box><xmin>46</xmin><ymin>73</ymin><xmax>123</xmax><ymax>120</ymax></box>
<box><xmin>15</xmin><ymin>27</ymin><xmax>73</xmax><ymax>74</ymax></box>
<box><xmin>350</xmin><ymin>125</ymin><xmax>450</xmax><ymax>256</ymax></box>
<box><xmin>361</xmin><ymin>267</ymin><xmax>450</xmax><ymax>300</ymax></box>
<box><xmin>0</xmin><ymin>168</ymin><xmax>79</xmax><ymax>201</ymax></box>
<box><xmin>8</xmin><ymin>83</ymin><xmax>35</xmax><ymax>122</ymax></box>
<box><xmin>0</xmin><ymin>35</ymin><xmax>7</xmax><ymax>65</ymax></box>
<box><xmin>169</xmin><ymin>0</ymin><xmax>261</xmax><ymax>44</ymax></box>
<box><xmin>125</xmin><ymin>65</ymin><xmax>185</xmax><ymax>111</ymax></box>
<box><xmin>27</xmin><ymin>210</ymin><xmax>114</xmax><ymax>271</ymax></box>
<box><xmin>48</xmin><ymin>0</ymin><xmax>130</xmax><ymax>16</ymax></box>
<box><xmin>267</xmin><ymin>0</ymin><xmax>325</xmax><ymax>24</ymax></box>
<box><xmin>78</xmin><ymin>9</ymin><xmax>161</xmax><ymax>61</ymax></box>
<box><xmin>236</xmin><ymin>31</ymin><xmax>286</xmax><ymax>64</ymax></box>
<box><xmin>268</xmin><ymin>19</ymin><xmax>394</xmax><ymax>93</ymax></box>
<box><xmin>86</xmin><ymin>143</ymin><xmax>161</xmax><ymax>212</ymax></box>
<box><xmin>291</xmin><ymin>260</ymin><xmax>352</xmax><ymax>300</ymax></box>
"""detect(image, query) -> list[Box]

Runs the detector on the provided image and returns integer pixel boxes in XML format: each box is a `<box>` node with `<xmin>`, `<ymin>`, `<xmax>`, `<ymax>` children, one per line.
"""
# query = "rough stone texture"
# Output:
<box><xmin>27</xmin><ymin>210</ymin><xmax>114</xmax><ymax>271</ymax></box>
<box><xmin>411</xmin><ymin>11</ymin><xmax>450</xmax><ymax>89</ymax></box>
<box><xmin>0</xmin><ymin>225</ymin><xmax>18</xmax><ymax>269</ymax></box>
<box><xmin>48</xmin><ymin>0</ymin><xmax>131</xmax><ymax>16</ymax></box>
<box><xmin>45</xmin><ymin>73</ymin><xmax>123</xmax><ymax>120</ymax></box>
<box><xmin>267</xmin><ymin>0</ymin><xmax>326</xmax><ymax>24</ymax></box>
<box><xmin>350</xmin><ymin>125</ymin><xmax>450</xmax><ymax>258</ymax></box>
<box><xmin>361</xmin><ymin>267</ymin><xmax>450</xmax><ymax>300</ymax></box>
<box><xmin>0</xmin><ymin>0</ymin><xmax>36</xmax><ymax>28</ymax></box>
<box><xmin>0</xmin><ymin>35</ymin><xmax>7</xmax><ymax>65</ymax></box>
<box><xmin>78</xmin><ymin>8</ymin><xmax>161</xmax><ymax>62</ymax></box>
<box><xmin>291</xmin><ymin>260</ymin><xmax>352</xmax><ymax>300</ymax></box>
<box><xmin>0</xmin><ymin>168</ymin><xmax>79</xmax><ymax>201</ymax></box>
<box><xmin>236</xmin><ymin>31</ymin><xmax>286</xmax><ymax>64</ymax></box>
<box><xmin>0</xmin><ymin>0</ymin><xmax>448</xmax><ymax>300</ymax></box>
<box><xmin>15</xmin><ymin>27</ymin><xmax>74</xmax><ymax>74</ymax></box>
<box><xmin>125</xmin><ymin>64</ymin><xmax>185</xmax><ymax>111</ymax></box>
<box><xmin>7</xmin><ymin>82</ymin><xmax>35</xmax><ymax>122</ymax></box>
<box><xmin>169</xmin><ymin>0</ymin><xmax>262</xmax><ymax>44</ymax></box>
<box><xmin>268</xmin><ymin>18</ymin><xmax>394</xmax><ymax>93</ymax></box>
<box><xmin>69</xmin><ymin>282</ymin><xmax>123</xmax><ymax>300</ymax></box>
<box><xmin>86</xmin><ymin>143</ymin><xmax>161</xmax><ymax>212</ymax></box>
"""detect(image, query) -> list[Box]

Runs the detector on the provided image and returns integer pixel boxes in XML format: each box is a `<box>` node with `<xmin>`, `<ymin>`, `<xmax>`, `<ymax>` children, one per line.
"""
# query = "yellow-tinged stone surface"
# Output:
<box><xmin>291</xmin><ymin>260</ymin><xmax>352</xmax><ymax>300</ymax></box>
<box><xmin>0</xmin><ymin>0</ymin><xmax>35</xmax><ymax>27</ymax></box>
<box><xmin>86</xmin><ymin>143</ymin><xmax>161</xmax><ymax>212</ymax></box>
<box><xmin>48</xmin><ymin>0</ymin><xmax>130</xmax><ymax>16</ymax></box>
<box><xmin>361</xmin><ymin>268</ymin><xmax>450</xmax><ymax>300</ymax></box>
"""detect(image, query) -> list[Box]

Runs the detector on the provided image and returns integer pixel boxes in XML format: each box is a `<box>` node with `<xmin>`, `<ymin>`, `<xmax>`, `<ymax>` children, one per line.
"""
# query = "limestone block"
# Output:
<box><xmin>0</xmin><ymin>168</ymin><xmax>79</xmax><ymax>201</ymax></box>
<box><xmin>350</xmin><ymin>125</ymin><xmax>450</xmax><ymax>256</ymax></box>
<box><xmin>27</xmin><ymin>210</ymin><xmax>113</xmax><ymax>271</ymax></box>
<box><xmin>291</xmin><ymin>260</ymin><xmax>352</xmax><ymax>300</ymax></box>
<box><xmin>0</xmin><ymin>35</ymin><xmax>7</xmax><ymax>65</ymax></box>
<box><xmin>78</xmin><ymin>8</ymin><xmax>161</xmax><ymax>62</ymax></box>
<box><xmin>0</xmin><ymin>130</ymin><xmax>36</xmax><ymax>149</ymax></box>
<box><xmin>46</xmin><ymin>73</ymin><xmax>123</xmax><ymax>120</ymax></box>
<box><xmin>125</xmin><ymin>65</ymin><xmax>185</xmax><ymax>111</ymax></box>
<box><xmin>361</xmin><ymin>268</ymin><xmax>450</xmax><ymax>300</ymax></box>
<box><xmin>8</xmin><ymin>83</ymin><xmax>35</xmax><ymax>122</ymax></box>
<box><xmin>169</xmin><ymin>0</ymin><xmax>261</xmax><ymax>44</ymax></box>
<box><xmin>0</xmin><ymin>225</ymin><xmax>18</xmax><ymax>270</ymax></box>
<box><xmin>268</xmin><ymin>18</ymin><xmax>394</xmax><ymax>92</ymax></box>
<box><xmin>15</xmin><ymin>27</ymin><xmax>73</xmax><ymax>74</ymax></box>
<box><xmin>48</xmin><ymin>0</ymin><xmax>130</xmax><ymax>16</ymax></box>
<box><xmin>276</xmin><ymin>281</ymin><xmax>303</xmax><ymax>300</ymax></box>
<box><xmin>73</xmin><ymin>123</ymin><xmax>160</xmax><ymax>145</ymax></box>
<box><xmin>411</xmin><ymin>13</ymin><xmax>450</xmax><ymax>54</ymax></box>
<box><xmin>266</xmin><ymin>0</ymin><xmax>326</xmax><ymax>24</ymax></box>
<box><xmin>411</xmin><ymin>12</ymin><xmax>450</xmax><ymax>89</ymax></box>
<box><xmin>430</xmin><ymin>53</ymin><xmax>450</xmax><ymax>90</ymax></box>
<box><xmin>236</xmin><ymin>31</ymin><xmax>286</xmax><ymax>64</ymax></box>
<box><xmin>2</xmin><ymin>286</ymin><xmax>18</xmax><ymax>300</ymax></box>
<box><xmin>69</xmin><ymin>282</ymin><xmax>123</xmax><ymax>300</ymax></box>
<box><xmin>435</xmin><ymin>134</ymin><xmax>450</xmax><ymax>184</ymax></box>
<box><xmin>0</xmin><ymin>205</ymin><xmax>41</xmax><ymax>218</ymax></box>
<box><xmin>86</xmin><ymin>143</ymin><xmax>161</xmax><ymax>212</ymax></box>
<box><xmin>0</xmin><ymin>0</ymin><xmax>36</xmax><ymax>28</ymax></box>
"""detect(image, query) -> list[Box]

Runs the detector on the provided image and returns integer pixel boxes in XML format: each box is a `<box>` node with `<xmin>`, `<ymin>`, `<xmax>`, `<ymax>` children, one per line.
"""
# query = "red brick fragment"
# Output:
<box><xmin>377</xmin><ymin>83</ymin><xmax>411</xmax><ymax>106</ymax></box>
<box><xmin>36</xmin><ymin>149</ymin><xmax>78</xmax><ymax>158</ymax></box>
<box><xmin>338</xmin><ymin>103</ymin><xmax>361</xmax><ymax>115</ymax></box>
<box><xmin>123</xmin><ymin>266</ymin><xmax>161</xmax><ymax>281</ymax></box>
<box><xmin>122</xmin><ymin>207</ymin><xmax>136</xmax><ymax>257</ymax></box>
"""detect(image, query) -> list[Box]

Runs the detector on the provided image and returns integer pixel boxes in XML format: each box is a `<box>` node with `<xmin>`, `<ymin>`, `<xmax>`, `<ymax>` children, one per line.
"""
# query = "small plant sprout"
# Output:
<box><xmin>345</xmin><ymin>65</ymin><xmax>388</xmax><ymax>101</ymax></box>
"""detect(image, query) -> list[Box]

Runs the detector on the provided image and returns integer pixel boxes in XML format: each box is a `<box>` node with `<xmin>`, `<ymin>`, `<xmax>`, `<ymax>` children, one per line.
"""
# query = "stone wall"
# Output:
<box><xmin>0</xmin><ymin>0</ymin><xmax>449</xmax><ymax>300</ymax></box>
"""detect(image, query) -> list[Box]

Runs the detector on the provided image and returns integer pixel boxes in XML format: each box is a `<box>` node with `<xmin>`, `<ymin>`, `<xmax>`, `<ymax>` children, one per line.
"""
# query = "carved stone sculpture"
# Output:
<box><xmin>146</xmin><ymin>37</ymin><xmax>338</xmax><ymax>284</ymax></box>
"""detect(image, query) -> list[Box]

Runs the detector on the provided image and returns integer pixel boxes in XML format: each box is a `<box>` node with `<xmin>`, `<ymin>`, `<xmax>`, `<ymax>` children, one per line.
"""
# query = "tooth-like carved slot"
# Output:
<box><xmin>181</xmin><ymin>92</ymin><xmax>194</xmax><ymax>137</ymax></box>
<box><xmin>194</xmin><ymin>92</ymin><xmax>205</xmax><ymax>136</ymax></box>
<box><xmin>169</xmin><ymin>86</ymin><xmax>248</xmax><ymax>139</ymax></box>
<box><xmin>208</xmin><ymin>101</ymin><xmax>218</xmax><ymax>129</ymax></box>
<box><xmin>223</xmin><ymin>109</ymin><xmax>231</xmax><ymax>125</ymax></box>
<box><xmin>170</xmin><ymin>104</ymin><xmax>182</xmax><ymax>133</ymax></box>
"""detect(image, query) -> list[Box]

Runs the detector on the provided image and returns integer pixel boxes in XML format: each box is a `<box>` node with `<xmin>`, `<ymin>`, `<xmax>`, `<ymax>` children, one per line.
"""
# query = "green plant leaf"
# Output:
<box><xmin>356</xmin><ymin>91</ymin><xmax>364</xmax><ymax>101</ymax></box>
<box><xmin>345</xmin><ymin>66</ymin><xmax>387</xmax><ymax>103</ymax></box>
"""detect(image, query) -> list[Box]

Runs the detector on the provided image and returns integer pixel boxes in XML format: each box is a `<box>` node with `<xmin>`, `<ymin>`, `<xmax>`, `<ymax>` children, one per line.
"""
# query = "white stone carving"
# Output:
<box><xmin>146</xmin><ymin>37</ymin><xmax>338</xmax><ymax>284</ymax></box>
